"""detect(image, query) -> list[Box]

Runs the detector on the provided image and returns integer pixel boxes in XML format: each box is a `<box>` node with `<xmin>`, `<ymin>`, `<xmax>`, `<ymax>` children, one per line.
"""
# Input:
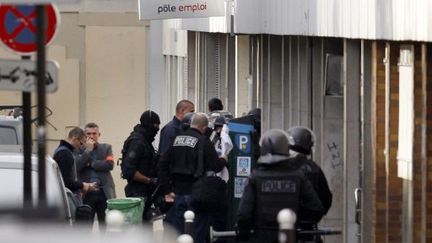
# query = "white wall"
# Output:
<box><xmin>177</xmin><ymin>0</ymin><xmax>432</xmax><ymax>41</ymax></box>
<box><xmin>0</xmin><ymin>12</ymin><xmax>151</xmax><ymax>198</ymax></box>
<box><xmin>85</xmin><ymin>25</ymin><xmax>148</xmax><ymax>197</ymax></box>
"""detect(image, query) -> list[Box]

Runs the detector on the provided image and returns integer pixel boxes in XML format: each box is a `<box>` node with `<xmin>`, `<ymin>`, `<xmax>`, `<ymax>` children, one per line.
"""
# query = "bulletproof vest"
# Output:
<box><xmin>254</xmin><ymin>171</ymin><xmax>301</xmax><ymax>230</ymax></box>
<box><xmin>169</xmin><ymin>134</ymin><xmax>200</xmax><ymax>177</ymax></box>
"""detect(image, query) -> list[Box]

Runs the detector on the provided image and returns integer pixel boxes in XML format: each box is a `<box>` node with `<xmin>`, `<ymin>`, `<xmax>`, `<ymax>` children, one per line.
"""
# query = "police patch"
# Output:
<box><xmin>173</xmin><ymin>136</ymin><xmax>198</xmax><ymax>148</ymax></box>
<box><xmin>260</xmin><ymin>180</ymin><xmax>297</xmax><ymax>193</ymax></box>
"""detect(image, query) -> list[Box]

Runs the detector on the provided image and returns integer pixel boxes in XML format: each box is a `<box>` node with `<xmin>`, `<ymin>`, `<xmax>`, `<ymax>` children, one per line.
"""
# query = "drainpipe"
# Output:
<box><xmin>383</xmin><ymin>42</ymin><xmax>390</xmax><ymax>242</ymax></box>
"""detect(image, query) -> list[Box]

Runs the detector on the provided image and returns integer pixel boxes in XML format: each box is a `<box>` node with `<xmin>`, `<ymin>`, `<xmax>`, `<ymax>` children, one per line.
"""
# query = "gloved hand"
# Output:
<box><xmin>149</xmin><ymin>177</ymin><xmax>159</xmax><ymax>186</ymax></box>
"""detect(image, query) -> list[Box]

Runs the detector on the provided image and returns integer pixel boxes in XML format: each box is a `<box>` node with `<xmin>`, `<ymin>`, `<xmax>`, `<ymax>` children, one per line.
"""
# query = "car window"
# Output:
<box><xmin>0</xmin><ymin>126</ymin><xmax>18</xmax><ymax>145</ymax></box>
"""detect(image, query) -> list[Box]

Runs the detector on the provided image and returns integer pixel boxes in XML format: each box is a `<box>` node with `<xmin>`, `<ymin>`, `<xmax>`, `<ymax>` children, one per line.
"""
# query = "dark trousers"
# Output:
<box><xmin>165</xmin><ymin>194</ymin><xmax>211</xmax><ymax>243</ymax></box>
<box><xmin>83</xmin><ymin>189</ymin><xmax>107</xmax><ymax>229</ymax></box>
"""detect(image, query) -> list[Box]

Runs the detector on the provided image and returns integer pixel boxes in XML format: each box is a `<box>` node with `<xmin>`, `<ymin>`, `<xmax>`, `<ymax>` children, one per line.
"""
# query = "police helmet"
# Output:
<box><xmin>286</xmin><ymin>126</ymin><xmax>315</xmax><ymax>155</ymax></box>
<box><xmin>257</xmin><ymin>129</ymin><xmax>290</xmax><ymax>164</ymax></box>
<box><xmin>181</xmin><ymin>112</ymin><xmax>195</xmax><ymax>131</ymax></box>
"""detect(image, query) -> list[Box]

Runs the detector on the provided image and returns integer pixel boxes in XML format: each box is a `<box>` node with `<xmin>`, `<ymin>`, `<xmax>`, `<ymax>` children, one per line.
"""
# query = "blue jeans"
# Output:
<box><xmin>165</xmin><ymin>194</ymin><xmax>211</xmax><ymax>243</ymax></box>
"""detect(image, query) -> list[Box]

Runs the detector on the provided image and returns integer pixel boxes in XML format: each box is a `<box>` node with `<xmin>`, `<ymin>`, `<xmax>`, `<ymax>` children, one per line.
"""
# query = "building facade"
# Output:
<box><xmin>158</xmin><ymin>1</ymin><xmax>432</xmax><ymax>242</ymax></box>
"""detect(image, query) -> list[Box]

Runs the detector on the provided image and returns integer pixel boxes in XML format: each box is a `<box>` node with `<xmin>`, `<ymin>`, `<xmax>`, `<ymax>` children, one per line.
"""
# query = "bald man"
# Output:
<box><xmin>158</xmin><ymin>99</ymin><xmax>195</xmax><ymax>155</ymax></box>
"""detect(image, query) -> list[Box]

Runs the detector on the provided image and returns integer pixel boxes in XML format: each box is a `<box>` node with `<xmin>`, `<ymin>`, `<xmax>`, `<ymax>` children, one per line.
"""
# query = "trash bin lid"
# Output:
<box><xmin>106</xmin><ymin>197</ymin><xmax>143</xmax><ymax>210</ymax></box>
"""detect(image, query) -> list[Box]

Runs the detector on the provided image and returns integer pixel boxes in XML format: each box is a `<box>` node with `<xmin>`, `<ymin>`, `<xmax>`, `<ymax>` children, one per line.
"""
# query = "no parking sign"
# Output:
<box><xmin>0</xmin><ymin>4</ymin><xmax>59</xmax><ymax>54</ymax></box>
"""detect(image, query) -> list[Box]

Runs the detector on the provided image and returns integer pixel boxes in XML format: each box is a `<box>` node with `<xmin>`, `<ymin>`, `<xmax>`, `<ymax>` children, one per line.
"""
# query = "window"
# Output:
<box><xmin>0</xmin><ymin>126</ymin><xmax>18</xmax><ymax>145</ymax></box>
<box><xmin>325</xmin><ymin>54</ymin><xmax>343</xmax><ymax>96</ymax></box>
<box><xmin>397</xmin><ymin>45</ymin><xmax>414</xmax><ymax>180</ymax></box>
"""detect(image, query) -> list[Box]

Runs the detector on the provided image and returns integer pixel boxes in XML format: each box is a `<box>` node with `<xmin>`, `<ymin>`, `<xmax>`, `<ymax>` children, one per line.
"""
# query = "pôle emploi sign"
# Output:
<box><xmin>138</xmin><ymin>0</ymin><xmax>226</xmax><ymax>20</ymax></box>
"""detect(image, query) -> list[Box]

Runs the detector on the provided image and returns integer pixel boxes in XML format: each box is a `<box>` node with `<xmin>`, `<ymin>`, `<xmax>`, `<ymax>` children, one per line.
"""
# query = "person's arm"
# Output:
<box><xmin>56</xmin><ymin>151</ymin><xmax>84</xmax><ymax>191</ymax></box>
<box><xmin>159</xmin><ymin>125</ymin><xmax>175</xmax><ymax>155</ymax></box>
<box><xmin>121</xmin><ymin>141</ymin><xmax>142</xmax><ymax>180</ymax></box>
<box><xmin>204</xmin><ymin>139</ymin><xmax>227</xmax><ymax>172</ymax></box>
<box><xmin>299</xmin><ymin>175</ymin><xmax>325</xmax><ymax>223</ymax></box>
<box><xmin>121</xmin><ymin>141</ymin><xmax>153</xmax><ymax>184</ymax></box>
<box><xmin>91</xmin><ymin>144</ymin><xmax>115</xmax><ymax>171</ymax></box>
<box><xmin>237</xmin><ymin>177</ymin><xmax>255</xmax><ymax>241</ymax></box>
<box><xmin>158</xmin><ymin>147</ymin><xmax>173</xmax><ymax>193</ymax></box>
<box><xmin>74</xmin><ymin>147</ymin><xmax>92</xmax><ymax>172</ymax></box>
<box><xmin>317</xmin><ymin>167</ymin><xmax>333</xmax><ymax>214</ymax></box>
<box><xmin>132</xmin><ymin>171</ymin><xmax>152</xmax><ymax>184</ymax></box>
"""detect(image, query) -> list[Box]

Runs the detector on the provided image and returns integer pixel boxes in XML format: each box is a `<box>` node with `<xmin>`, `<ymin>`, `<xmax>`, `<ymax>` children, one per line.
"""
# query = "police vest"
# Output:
<box><xmin>254</xmin><ymin>172</ymin><xmax>301</xmax><ymax>230</ymax></box>
<box><xmin>169</xmin><ymin>134</ymin><xmax>201</xmax><ymax>177</ymax></box>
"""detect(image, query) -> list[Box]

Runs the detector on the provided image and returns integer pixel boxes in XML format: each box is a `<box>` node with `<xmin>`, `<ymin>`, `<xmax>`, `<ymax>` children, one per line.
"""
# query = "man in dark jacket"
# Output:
<box><xmin>122</xmin><ymin>110</ymin><xmax>160</xmax><ymax>200</ymax></box>
<box><xmin>158</xmin><ymin>100</ymin><xmax>194</xmax><ymax>155</ymax></box>
<box><xmin>236</xmin><ymin>129</ymin><xmax>324</xmax><ymax>243</ymax></box>
<box><xmin>53</xmin><ymin>127</ymin><xmax>94</xmax><ymax>194</ymax></box>
<box><xmin>159</xmin><ymin>112</ymin><xmax>227</xmax><ymax>243</ymax></box>
<box><xmin>75</xmin><ymin>122</ymin><xmax>116</xmax><ymax>228</ymax></box>
<box><xmin>287</xmin><ymin>126</ymin><xmax>333</xmax><ymax>242</ymax></box>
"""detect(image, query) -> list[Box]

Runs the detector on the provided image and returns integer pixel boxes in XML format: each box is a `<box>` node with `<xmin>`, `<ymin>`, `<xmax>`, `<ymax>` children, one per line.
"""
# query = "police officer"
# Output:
<box><xmin>236</xmin><ymin>129</ymin><xmax>324</xmax><ymax>243</ymax></box>
<box><xmin>287</xmin><ymin>126</ymin><xmax>333</xmax><ymax>242</ymax></box>
<box><xmin>121</xmin><ymin>110</ymin><xmax>160</xmax><ymax>202</ymax></box>
<box><xmin>159</xmin><ymin>100</ymin><xmax>195</xmax><ymax>155</ymax></box>
<box><xmin>159</xmin><ymin>112</ymin><xmax>227</xmax><ymax>243</ymax></box>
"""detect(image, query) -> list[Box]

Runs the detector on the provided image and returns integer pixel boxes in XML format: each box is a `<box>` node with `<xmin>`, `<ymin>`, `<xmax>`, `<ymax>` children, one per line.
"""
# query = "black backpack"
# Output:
<box><xmin>118</xmin><ymin>133</ymin><xmax>142</xmax><ymax>179</ymax></box>
<box><xmin>119</xmin><ymin>133</ymin><xmax>159</xmax><ymax>179</ymax></box>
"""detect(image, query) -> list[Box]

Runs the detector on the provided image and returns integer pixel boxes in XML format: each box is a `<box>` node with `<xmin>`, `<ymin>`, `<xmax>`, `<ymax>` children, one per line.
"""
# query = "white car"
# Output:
<box><xmin>0</xmin><ymin>110</ymin><xmax>91</xmax><ymax>223</ymax></box>
<box><xmin>0</xmin><ymin>146</ymin><xmax>74</xmax><ymax>224</ymax></box>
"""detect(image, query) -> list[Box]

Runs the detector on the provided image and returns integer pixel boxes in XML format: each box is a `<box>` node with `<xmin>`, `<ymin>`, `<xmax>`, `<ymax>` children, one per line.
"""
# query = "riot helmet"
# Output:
<box><xmin>257</xmin><ymin>129</ymin><xmax>290</xmax><ymax>164</ymax></box>
<box><xmin>181</xmin><ymin>112</ymin><xmax>195</xmax><ymax>131</ymax></box>
<box><xmin>286</xmin><ymin>126</ymin><xmax>315</xmax><ymax>155</ymax></box>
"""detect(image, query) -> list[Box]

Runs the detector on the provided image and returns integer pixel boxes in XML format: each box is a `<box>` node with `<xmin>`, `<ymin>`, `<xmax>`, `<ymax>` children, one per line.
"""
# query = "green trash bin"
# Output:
<box><xmin>106</xmin><ymin>197</ymin><xmax>144</xmax><ymax>224</ymax></box>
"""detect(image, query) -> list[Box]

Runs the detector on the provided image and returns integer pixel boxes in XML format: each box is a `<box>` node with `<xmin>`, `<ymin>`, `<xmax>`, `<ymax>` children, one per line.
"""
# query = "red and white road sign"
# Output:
<box><xmin>0</xmin><ymin>4</ymin><xmax>59</xmax><ymax>54</ymax></box>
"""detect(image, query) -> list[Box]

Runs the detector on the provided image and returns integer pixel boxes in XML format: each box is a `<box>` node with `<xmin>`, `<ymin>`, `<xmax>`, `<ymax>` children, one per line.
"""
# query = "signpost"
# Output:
<box><xmin>0</xmin><ymin>3</ymin><xmax>61</xmax><ymax>210</ymax></box>
<box><xmin>0</xmin><ymin>58</ymin><xmax>58</xmax><ymax>92</ymax></box>
<box><xmin>0</xmin><ymin>4</ymin><xmax>59</xmax><ymax>54</ymax></box>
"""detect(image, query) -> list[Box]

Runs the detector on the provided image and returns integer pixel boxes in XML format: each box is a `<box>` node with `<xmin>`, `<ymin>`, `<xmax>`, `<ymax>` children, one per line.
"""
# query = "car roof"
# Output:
<box><xmin>0</xmin><ymin>149</ymin><xmax>58</xmax><ymax>170</ymax></box>
<box><xmin>0</xmin><ymin>116</ymin><xmax>23</xmax><ymax>130</ymax></box>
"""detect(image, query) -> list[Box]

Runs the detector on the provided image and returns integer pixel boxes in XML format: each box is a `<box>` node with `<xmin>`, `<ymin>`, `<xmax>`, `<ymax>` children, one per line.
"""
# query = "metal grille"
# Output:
<box><xmin>215</xmin><ymin>36</ymin><xmax>221</xmax><ymax>97</ymax></box>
